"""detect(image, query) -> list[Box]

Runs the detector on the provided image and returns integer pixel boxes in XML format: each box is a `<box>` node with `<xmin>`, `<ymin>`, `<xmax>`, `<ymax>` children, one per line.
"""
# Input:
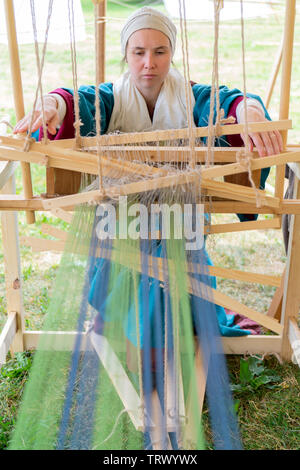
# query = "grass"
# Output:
<box><xmin>202</xmin><ymin>356</ymin><xmax>300</xmax><ymax>450</ymax></box>
<box><xmin>0</xmin><ymin>0</ymin><xmax>300</xmax><ymax>451</ymax></box>
<box><xmin>0</xmin><ymin>351</ymin><xmax>33</xmax><ymax>450</ymax></box>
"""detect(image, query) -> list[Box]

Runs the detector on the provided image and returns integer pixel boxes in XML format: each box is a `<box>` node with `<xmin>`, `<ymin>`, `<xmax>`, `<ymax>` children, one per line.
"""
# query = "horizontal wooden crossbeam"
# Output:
<box><xmin>209</xmin><ymin>265</ymin><xmax>281</xmax><ymax>287</ymax></box>
<box><xmin>204</xmin><ymin>200</ymin><xmax>300</xmax><ymax>214</ymax></box>
<box><xmin>19</xmin><ymin>237</ymin><xmax>283</xmax><ymax>332</ymax></box>
<box><xmin>20</xmin><ymin>236</ymin><xmax>65</xmax><ymax>252</ymax></box>
<box><xmin>21</xmin><ymin>330</ymin><xmax>282</xmax><ymax>356</ymax></box>
<box><xmin>86</xmin><ymin>146</ymin><xmax>258</xmax><ymax>163</ymax></box>
<box><xmin>0</xmin><ymin>135</ymin><xmax>166</xmax><ymax>178</ymax></box>
<box><xmin>19</xmin><ymin>233</ymin><xmax>282</xmax><ymax>287</ymax></box>
<box><xmin>2</xmin><ymin>196</ymin><xmax>300</xmax><ymax>215</ymax></box>
<box><xmin>2</xmin><ymin>137</ymin><xmax>300</xmax><ymax>183</ymax></box>
<box><xmin>40</xmin><ymin>173</ymin><xmax>280</xmax><ymax>210</ymax></box>
<box><xmin>205</xmin><ymin>217</ymin><xmax>281</xmax><ymax>235</ymax></box>
<box><xmin>46</xmin><ymin>119</ymin><xmax>292</xmax><ymax>146</ymax></box>
<box><xmin>202</xmin><ymin>149</ymin><xmax>300</xmax><ymax>179</ymax></box>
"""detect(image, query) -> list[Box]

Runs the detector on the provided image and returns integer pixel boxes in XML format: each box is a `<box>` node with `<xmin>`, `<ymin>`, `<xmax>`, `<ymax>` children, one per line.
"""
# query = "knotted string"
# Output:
<box><xmin>178</xmin><ymin>0</ymin><xmax>197</xmax><ymax>173</ymax></box>
<box><xmin>94</xmin><ymin>4</ymin><xmax>105</xmax><ymax>197</ymax></box>
<box><xmin>24</xmin><ymin>0</ymin><xmax>54</xmax><ymax>151</ymax></box>
<box><xmin>238</xmin><ymin>0</ymin><xmax>261</xmax><ymax>207</ymax></box>
<box><xmin>206</xmin><ymin>0</ymin><xmax>223</xmax><ymax>167</ymax></box>
<box><xmin>68</xmin><ymin>0</ymin><xmax>82</xmax><ymax>149</ymax></box>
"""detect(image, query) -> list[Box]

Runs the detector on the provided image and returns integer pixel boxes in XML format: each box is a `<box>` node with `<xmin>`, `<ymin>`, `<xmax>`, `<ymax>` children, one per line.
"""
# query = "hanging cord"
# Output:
<box><xmin>24</xmin><ymin>0</ymin><xmax>54</xmax><ymax>151</ymax></box>
<box><xmin>205</xmin><ymin>0</ymin><xmax>223</xmax><ymax>234</ymax></box>
<box><xmin>68</xmin><ymin>0</ymin><xmax>82</xmax><ymax>149</ymax></box>
<box><xmin>178</xmin><ymin>0</ymin><xmax>196</xmax><ymax>171</ymax></box>
<box><xmin>238</xmin><ymin>0</ymin><xmax>261</xmax><ymax>207</ymax></box>
<box><xmin>94</xmin><ymin>3</ymin><xmax>104</xmax><ymax>197</ymax></box>
<box><xmin>206</xmin><ymin>0</ymin><xmax>223</xmax><ymax>167</ymax></box>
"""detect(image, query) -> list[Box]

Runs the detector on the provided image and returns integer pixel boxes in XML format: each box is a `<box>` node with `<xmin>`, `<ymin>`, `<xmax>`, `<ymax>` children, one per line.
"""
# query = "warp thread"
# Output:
<box><xmin>24</xmin><ymin>0</ymin><xmax>54</xmax><ymax>151</ymax></box>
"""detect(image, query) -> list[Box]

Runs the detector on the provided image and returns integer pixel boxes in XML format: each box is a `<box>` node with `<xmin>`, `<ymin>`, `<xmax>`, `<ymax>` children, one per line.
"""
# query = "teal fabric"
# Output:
<box><xmin>192</xmin><ymin>84</ymin><xmax>271</xmax><ymax>133</ymax></box>
<box><xmin>62</xmin><ymin>83</ymin><xmax>114</xmax><ymax>135</ymax></box>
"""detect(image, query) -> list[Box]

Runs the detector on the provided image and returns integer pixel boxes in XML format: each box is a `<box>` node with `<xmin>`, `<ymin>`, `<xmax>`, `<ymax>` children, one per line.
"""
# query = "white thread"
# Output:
<box><xmin>238</xmin><ymin>0</ymin><xmax>261</xmax><ymax>207</ymax></box>
<box><xmin>24</xmin><ymin>0</ymin><xmax>54</xmax><ymax>150</ymax></box>
<box><xmin>68</xmin><ymin>0</ymin><xmax>82</xmax><ymax>148</ymax></box>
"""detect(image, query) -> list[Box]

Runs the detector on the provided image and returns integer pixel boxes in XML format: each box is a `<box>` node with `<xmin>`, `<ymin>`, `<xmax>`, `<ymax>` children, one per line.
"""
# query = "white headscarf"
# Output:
<box><xmin>120</xmin><ymin>6</ymin><xmax>177</xmax><ymax>56</ymax></box>
<box><xmin>107</xmin><ymin>7</ymin><xmax>194</xmax><ymax>133</ymax></box>
<box><xmin>107</xmin><ymin>68</ymin><xmax>195</xmax><ymax>133</ymax></box>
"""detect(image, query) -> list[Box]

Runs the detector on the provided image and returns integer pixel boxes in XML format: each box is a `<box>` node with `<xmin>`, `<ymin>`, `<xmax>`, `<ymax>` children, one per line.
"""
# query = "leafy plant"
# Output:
<box><xmin>0</xmin><ymin>352</ymin><xmax>33</xmax><ymax>449</ymax></box>
<box><xmin>0</xmin><ymin>352</ymin><xmax>32</xmax><ymax>379</ymax></box>
<box><xmin>231</xmin><ymin>356</ymin><xmax>282</xmax><ymax>395</ymax></box>
<box><xmin>0</xmin><ymin>416</ymin><xmax>14</xmax><ymax>450</ymax></box>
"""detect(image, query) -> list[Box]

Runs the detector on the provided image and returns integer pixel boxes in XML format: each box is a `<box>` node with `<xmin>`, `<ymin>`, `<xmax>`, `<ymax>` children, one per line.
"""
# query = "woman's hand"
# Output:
<box><xmin>13</xmin><ymin>95</ymin><xmax>60</xmax><ymax>136</ymax></box>
<box><xmin>239</xmin><ymin>104</ymin><xmax>284</xmax><ymax>157</ymax></box>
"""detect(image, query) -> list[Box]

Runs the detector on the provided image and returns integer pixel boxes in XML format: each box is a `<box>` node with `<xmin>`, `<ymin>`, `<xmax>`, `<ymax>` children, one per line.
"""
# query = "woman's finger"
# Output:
<box><xmin>256</xmin><ymin>130</ymin><xmax>283</xmax><ymax>156</ymax></box>
<box><xmin>13</xmin><ymin>96</ymin><xmax>58</xmax><ymax>134</ymax></box>
<box><xmin>47</xmin><ymin>113</ymin><xmax>60</xmax><ymax>135</ymax></box>
<box><xmin>267</xmin><ymin>131</ymin><xmax>281</xmax><ymax>155</ymax></box>
<box><xmin>248</xmin><ymin>132</ymin><xmax>266</xmax><ymax>157</ymax></box>
<box><xmin>259</xmin><ymin>132</ymin><xmax>275</xmax><ymax>156</ymax></box>
<box><xmin>240</xmin><ymin>133</ymin><xmax>253</xmax><ymax>153</ymax></box>
<box><xmin>273</xmin><ymin>129</ymin><xmax>284</xmax><ymax>152</ymax></box>
<box><xmin>13</xmin><ymin>115</ymin><xmax>32</xmax><ymax>133</ymax></box>
<box><xmin>14</xmin><ymin>109</ymin><xmax>40</xmax><ymax>133</ymax></box>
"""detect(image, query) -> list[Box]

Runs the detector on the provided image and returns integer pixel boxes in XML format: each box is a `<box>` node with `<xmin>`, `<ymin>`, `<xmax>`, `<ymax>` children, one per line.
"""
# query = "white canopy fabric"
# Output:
<box><xmin>163</xmin><ymin>0</ymin><xmax>274</xmax><ymax>21</ymax></box>
<box><xmin>0</xmin><ymin>0</ymin><xmax>86</xmax><ymax>44</ymax></box>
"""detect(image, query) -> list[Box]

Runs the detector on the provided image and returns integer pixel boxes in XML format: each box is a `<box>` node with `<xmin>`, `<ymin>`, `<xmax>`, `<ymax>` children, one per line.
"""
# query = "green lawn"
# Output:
<box><xmin>0</xmin><ymin>0</ymin><xmax>299</xmax><ymax>450</ymax></box>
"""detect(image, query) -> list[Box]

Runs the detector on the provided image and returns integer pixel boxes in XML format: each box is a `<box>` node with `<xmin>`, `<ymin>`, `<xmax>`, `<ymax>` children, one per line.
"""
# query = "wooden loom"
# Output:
<box><xmin>1</xmin><ymin>0</ymin><xmax>300</xmax><ymax>448</ymax></box>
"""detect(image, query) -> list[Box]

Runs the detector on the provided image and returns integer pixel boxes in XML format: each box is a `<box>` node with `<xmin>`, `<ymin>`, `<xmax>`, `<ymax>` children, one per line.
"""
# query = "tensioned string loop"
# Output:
<box><xmin>24</xmin><ymin>0</ymin><xmax>54</xmax><ymax>151</ymax></box>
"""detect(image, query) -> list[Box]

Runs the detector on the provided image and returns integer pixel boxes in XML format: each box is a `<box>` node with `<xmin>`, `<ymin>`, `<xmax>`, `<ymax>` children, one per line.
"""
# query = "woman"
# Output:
<box><xmin>14</xmin><ymin>7</ymin><xmax>282</xmax><ymax>337</ymax></box>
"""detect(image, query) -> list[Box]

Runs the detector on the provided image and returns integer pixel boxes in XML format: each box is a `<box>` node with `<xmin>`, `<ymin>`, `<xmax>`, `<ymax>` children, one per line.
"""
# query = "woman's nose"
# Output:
<box><xmin>144</xmin><ymin>53</ymin><xmax>155</xmax><ymax>69</ymax></box>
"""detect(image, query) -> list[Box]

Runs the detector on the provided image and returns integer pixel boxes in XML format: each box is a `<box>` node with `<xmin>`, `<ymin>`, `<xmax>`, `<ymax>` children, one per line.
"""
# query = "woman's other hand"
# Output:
<box><xmin>238</xmin><ymin>100</ymin><xmax>284</xmax><ymax>157</ymax></box>
<box><xmin>13</xmin><ymin>95</ymin><xmax>60</xmax><ymax>136</ymax></box>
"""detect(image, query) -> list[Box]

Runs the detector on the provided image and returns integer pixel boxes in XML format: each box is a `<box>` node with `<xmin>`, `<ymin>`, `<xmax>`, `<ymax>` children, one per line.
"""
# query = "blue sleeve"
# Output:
<box><xmin>62</xmin><ymin>82</ymin><xmax>114</xmax><ymax>136</ymax></box>
<box><xmin>193</xmin><ymin>84</ymin><xmax>243</xmax><ymax>130</ymax></box>
<box><xmin>192</xmin><ymin>84</ymin><xmax>271</xmax><ymax>143</ymax></box>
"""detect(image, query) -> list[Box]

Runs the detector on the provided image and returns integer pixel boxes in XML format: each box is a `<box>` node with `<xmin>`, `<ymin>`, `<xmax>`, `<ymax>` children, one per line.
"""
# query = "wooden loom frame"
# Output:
<box><xmin>0</xmin><ymin>0</ymin><xmax>300</xmax><ymax>448</ymax></box>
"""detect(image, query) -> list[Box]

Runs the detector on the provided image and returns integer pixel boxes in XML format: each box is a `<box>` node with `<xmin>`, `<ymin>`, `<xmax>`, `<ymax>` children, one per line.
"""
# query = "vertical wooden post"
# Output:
<box><xmin>94</xmin><ymin>0</ymin><xmax>106</xmax><ymax>84</ymax></box>
<box><xmin>264</xmin><ymin>35</ymin><xmax>283</xmax><ymax>110</ymax></box>
<box><xmin>4</xmin><ymin>0</ymin><xmax>35</xmax><ymax>224</ymax></box>
<box><xmin>281</xmin><ymin>171</ymin><xmax>300</xmax><ymax>361</ymax></box>
<box><xmin>1</xmin><ymin>176</ymin><xmax>25</xmax><ymax>355</ymax></box>
<box><xmin>275</xmin><ymin>0</ymin><xmax>296</xmax><ymax>206</ymax></box>
<box><xmin>278</xmin><ymin>0</ymin><xmax>297</xmax><ymax>362</ymax></box>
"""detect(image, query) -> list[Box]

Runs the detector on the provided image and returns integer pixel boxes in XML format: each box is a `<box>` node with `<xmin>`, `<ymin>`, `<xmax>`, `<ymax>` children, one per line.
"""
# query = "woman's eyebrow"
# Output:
<box><xmin>130</xmin><ymin>45</ymin><xmax>169</xmax><ymax>51</ymax></box>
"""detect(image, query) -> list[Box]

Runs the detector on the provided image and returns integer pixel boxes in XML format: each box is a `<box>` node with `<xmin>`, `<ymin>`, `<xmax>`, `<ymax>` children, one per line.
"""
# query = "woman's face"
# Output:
<box><xmin>126</xmin><ymin>28</ymin><xmax>172</xmax><ymax>98</ymax></box>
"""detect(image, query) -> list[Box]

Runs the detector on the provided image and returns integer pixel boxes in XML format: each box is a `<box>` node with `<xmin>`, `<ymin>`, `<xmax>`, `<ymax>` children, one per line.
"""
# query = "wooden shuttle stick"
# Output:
<box><xmin>73</xmin><ymin>119</ymin><xmax>292</xmax><ymax>146</ymax></box>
